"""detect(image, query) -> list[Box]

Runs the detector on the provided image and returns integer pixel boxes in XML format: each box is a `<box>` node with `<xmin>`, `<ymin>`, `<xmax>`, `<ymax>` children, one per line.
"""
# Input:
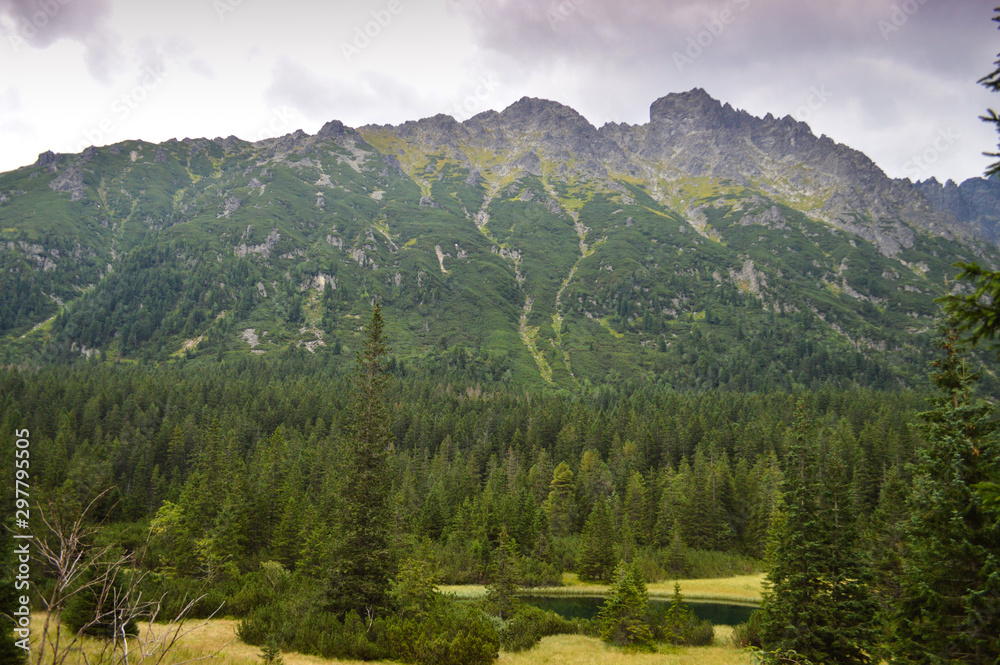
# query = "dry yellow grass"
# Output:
<box><xmin>443</xmin><ymin>573</ymin><xmax>765</xmax><ymax>604</ymax></box>
<box><xmin>26</xmin><ymin>616</ymin><xmax>371</xmax><ymax>665</ymax></box>
<box><xmin>28</xmin><ymin>613</ymin><xmax>753</xmax><ymax>665</ymax></box>
<box><xmin>498</xmin><ymin>633</ymin><xmax>752</xmax><ymax>665</ymax></box>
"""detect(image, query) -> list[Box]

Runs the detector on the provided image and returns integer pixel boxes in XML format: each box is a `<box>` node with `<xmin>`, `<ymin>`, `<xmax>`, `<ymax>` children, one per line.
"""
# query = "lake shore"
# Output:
<box><xmin>441</xmin><ymin>572</ymin><xmax>766</xmax><ymax>605</ymax></box>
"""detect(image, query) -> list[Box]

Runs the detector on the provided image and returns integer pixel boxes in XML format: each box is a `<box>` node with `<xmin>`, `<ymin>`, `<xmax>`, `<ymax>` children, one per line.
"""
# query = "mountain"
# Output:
<box><xmin>1</xmin><ymin>89</ymin><xmax>997</xmax><ymax>390</ymax></box>
<box><xmin>913</xmin><ymin>175</ymin><xmax>1000</xmax><ymax>245</ymax></box>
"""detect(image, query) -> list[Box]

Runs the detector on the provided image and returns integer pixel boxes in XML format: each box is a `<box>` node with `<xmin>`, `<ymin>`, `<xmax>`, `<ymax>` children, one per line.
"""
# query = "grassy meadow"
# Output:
<box><xmin>443</xmin><ymin>572</ymin><xmax>765</xmax><ymax>604</ymax></box>
<box><xmin>25</xmin><ymin>590</ymin><xmax>756</xmax><ymax>665</ymax></box>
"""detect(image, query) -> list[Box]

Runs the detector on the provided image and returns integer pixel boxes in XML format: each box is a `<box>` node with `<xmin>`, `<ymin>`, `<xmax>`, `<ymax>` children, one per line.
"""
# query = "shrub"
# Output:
<box><xmin>499</xmin><ymin>604</ymin><xmax>578</xmax><ymax>652</ymax></box>
<box><xmin>651</xmin><ymin>582</ymin><xmax>714</xmax><ymax>647</ymax></box>
<box><xmin>684</xmin><ymin>618</ymin><xmax>715</xmax><ymax>646</ymax></box>
<box><xmin>237</xmin><ymin>574</ymin><xmax>498</xmax><ymax>665</ymax></box>
<box><xmin>731</xmin><ymin>610</ymin><xmax>764</xmax><ymax>649</ymax></box>
<box><xmin>519</xmin><ymin>557</ymin><xmax>562</xmax><ymax>587</ymax></box>
<box><xmin>380</xmin><ymin>605</ymin><xmax>499</xmax><ymax>665</ymax></box>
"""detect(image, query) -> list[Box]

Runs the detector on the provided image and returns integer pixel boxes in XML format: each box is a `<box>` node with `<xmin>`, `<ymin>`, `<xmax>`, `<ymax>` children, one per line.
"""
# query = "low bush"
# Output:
<box><xmin>380</xmin><ymin>605</ymin><xmax>499</xmax><ymax>665</ymax></box>
<box><xmin>731</xmin><ymin>609</ymin><xmax>764</xmax><ymax>649</ymax></box>
<box><xmin>498</xmin><ymin>604</ymin><xmax>578</xmax><ymax>652</ymax></box>
<box><xmin>629</xmin><ymin>547</ymin><xmax>764</xmax><ymax>583</ymax></box>
<box><xmin>649</xmin><ymin>582</ymin><xmax>714</xmax><ymax>646</ymax></box>
<box><xmin>519</xmin><ymin>557</ymin><xmax>562</xmax><ymax>587</ymax></box>
<box><xmin>237</xmin><ymin>571</ymin><xmax>499</xmax><ymax>665</ymax></box>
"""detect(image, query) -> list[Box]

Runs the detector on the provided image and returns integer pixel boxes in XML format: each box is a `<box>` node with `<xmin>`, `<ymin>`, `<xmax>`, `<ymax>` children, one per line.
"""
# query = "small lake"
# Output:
<box><xmin>519</xmin><ymin>594</ymin><xmax>756</xmax><ymax>625</ymax></box>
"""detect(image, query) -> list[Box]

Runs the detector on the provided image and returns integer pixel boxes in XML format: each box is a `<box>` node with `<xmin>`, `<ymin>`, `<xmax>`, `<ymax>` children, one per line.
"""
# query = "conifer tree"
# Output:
<box><xmin>543</xmin><ymin>462</ymin><xmax>576</xmax><ymax>536</ymax></box>
<box><xmin>484</xmin><ymin>527</ymin><xmax>521</xmax><ymax>620</ymax></box>
<box><xmin>759</xmin><ymin>405</ymin><xmax>878</xmax><ymax>665</ymax></box>
<box><xmin>666</xmin><ymin>518</ymin><xmax>687</xmax><ymax>578</ymax></box>
<box><xmin>578</xmin><ymin>499</ymin><xmax>615</xmax><ymax>581</ymax></box>
<box><xmin>259</xmin><ymin>637</ymin><xmax>284</xmax><ymax>665</ymax></box>
<box><xmin>329</xmin><ymin>303</ymin><xmax>395</xmax><ymax>617</ymax></box>
<box><xmin>943</xmin><ymin>12</ymin><xmax>1000</xmax><ymax>514</ymax></box>
<box><xmin>891</xmin><ymin>329</ymin><xmax>1000</xmax><ymax>663</ymax></box>
<box><xmin>597</xmin><ymin>560</ymin><xmax>653</xmax><ymax>650</ymax></box>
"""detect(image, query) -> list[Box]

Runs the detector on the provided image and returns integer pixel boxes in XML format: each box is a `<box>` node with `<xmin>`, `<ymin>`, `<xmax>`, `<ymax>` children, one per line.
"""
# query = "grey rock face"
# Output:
<box><xmin>346</xmin><ymin>90</ymin><xmax>976</xmax><ymax>257</ymax></box>
<box><xmin>34</xmin><ymin>151</ymin><xmax>58</xmax><ymax>168</ymax></box>
<box><xmin>49</xmin><ymin>166</ymin><xmax>85</xmax><ymax>201</ymax></box>
<box><xmin>914</xmin><ymin>176</ymin><xmax>1000</xmax><ymax>244</ymax></box>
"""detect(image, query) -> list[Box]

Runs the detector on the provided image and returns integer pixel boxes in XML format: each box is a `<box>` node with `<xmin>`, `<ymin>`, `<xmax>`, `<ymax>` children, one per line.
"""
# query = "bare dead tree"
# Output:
<box><xmin>31</xmin><ymin>490</ymin><xmax>227</xmax><ymax>665</ymax></box>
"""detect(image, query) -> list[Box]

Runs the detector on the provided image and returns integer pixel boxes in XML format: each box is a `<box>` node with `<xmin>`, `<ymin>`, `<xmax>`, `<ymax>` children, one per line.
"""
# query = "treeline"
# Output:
<box><xmin>1</xmin><ymin>357</ymin><xmax>923</xmax><ymax>587</ymax></box>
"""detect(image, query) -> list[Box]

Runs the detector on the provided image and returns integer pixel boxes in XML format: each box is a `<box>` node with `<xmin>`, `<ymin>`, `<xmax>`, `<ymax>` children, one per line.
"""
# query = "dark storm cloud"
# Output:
<box><xmin>448</xmin><ymin>0</ymin><xmax>990</xmax><ymax>76</ymax></box>
<box><xmin>0</xmin><ymin>0</ymin><xmax>121</xmax><ymax>81</ymax></box>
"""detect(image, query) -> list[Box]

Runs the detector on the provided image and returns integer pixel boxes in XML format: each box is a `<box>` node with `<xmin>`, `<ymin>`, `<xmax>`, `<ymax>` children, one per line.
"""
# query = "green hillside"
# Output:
<box><xmin>1</xmin><ymin>95</ymin><xmax>996</xmax><ymax>390</ymax></box>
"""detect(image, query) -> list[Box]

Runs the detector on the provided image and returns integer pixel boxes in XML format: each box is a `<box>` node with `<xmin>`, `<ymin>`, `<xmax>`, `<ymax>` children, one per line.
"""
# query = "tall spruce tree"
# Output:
<box><xmin>759</xmin><ymin>405</ymin><xmax>878</xmax><ymax>665</ymax></box>
<box><xmin>942</xmin><ymin>5</ymin><xmax>1000</xmax><ymax>514</ymax></box>
<box><xmin>891</xmin><ymin>329</ymin><xmax>1000</xmax><ymax>663</ymax></box>
<box><xmin>578</xmin><ymin>499</ymin><xmax>616</xmax><ymax>581</ymax></box>
<box><xmin>597</xmin><ymin>560</ymin><xmax>653</xmax><ymax>650</ymax></box>
<box><xmin>484</xmin><ymin>527</ymin><xmax>521</xmax><ymax>620</ymax></box>
<box><xmin>329</xmin><ymin>303</ymin><xmax>395</xmax><ymax>617</ymax></box>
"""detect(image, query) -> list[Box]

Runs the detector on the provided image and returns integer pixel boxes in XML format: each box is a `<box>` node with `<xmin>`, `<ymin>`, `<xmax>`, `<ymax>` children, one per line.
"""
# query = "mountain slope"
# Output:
<box><xmin>1</xmin><ymin>89</ymin><xmax>996</xmax><ymax>389</ymax></box>
<box><xmin>914</xmin><ymin>175</ymin><xmax>1000</xmax><ymax>245</ymax></box>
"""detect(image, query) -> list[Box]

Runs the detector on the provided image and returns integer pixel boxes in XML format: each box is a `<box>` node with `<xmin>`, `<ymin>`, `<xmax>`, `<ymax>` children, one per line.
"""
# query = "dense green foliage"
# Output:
<box><xmin>2</xmin><ymin>116</ymin><xmax>995</xmax><ymax>392</ymax></box>
<box><xmin>328</xmin><ymin>304</ymin><xmax>395</xmax><ymax>617</ymax></box>
<box><xmin>59</xmin><ymin>565</ymin><xmax>139</xmax><ymax>639</ymax></box>
<box><xmin>4</xmin><ymin>40</ymin><xmax>1000</xmax><ymax>660</ymax></box>
<box><xmin>484</xmin><ymin>528</ymin><xmax>521</xmax><ymax>620</ymax></box>
<box><xmin>759</xmin><ymin>406</ymin><xmax>879</xmax><ymax>665</ymax></box>
<box><xmin>3</xmin><ymin>317</ymin><xmax>993</xmax><ymax>660</ymax></box>
<box><xmin>654</xmin><ymin>582</ymin><xmax>714</xmax><ymax>646</ymax></box>
<box><xmin>891</xmin><ymin>331</ymin><xmax>1000</xmax><ymax>663</ymax></box>
<box><xmin>598</xmin><ymin>561</ymin><xmax>654</xmax><ymax>649</ymax></box>
<box><xmin>942</xmin><ymin>262</ymin><xmax>1000</xmax><ymax>358</ymax></box>
<box><xmin>731</xmin><ymin>610</ymin><xmax>764</xmax><ymax>650</ymax></box>
<box><xmin>578</xmin><ymin>498</ymin><xmax>616</xmax><ymax>581</ymax></box>
<box><xmin>0</xmin><ymin>358</ymin><xmax>927</xmax><ymax>584</ymax></box>
<box><xmin>235</xmin><ymin>567</ymin><xmax>499</xmax><ymax>665</ymax></box>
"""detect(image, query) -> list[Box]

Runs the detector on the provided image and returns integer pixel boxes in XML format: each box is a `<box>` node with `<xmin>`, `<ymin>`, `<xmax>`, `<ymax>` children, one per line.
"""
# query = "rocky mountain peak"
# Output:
<box><xmin>649</xmin><ymin>87</ymin><xmax>720</xmax><ymax>121</ymax></box>
<box><xmin>34</xmin><ymin>150</ymin><xmax>59</xmax><ymax>168</ymax></box>
<box><xmin>497</xmin><ymin>96</ymin><xmax>595</xmax><ymax>131</ymax></box>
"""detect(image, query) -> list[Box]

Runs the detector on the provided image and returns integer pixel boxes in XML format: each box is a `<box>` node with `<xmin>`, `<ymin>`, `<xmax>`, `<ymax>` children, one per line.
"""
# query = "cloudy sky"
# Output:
<box><xmin>0</xmin><ymin>0</ymin><xmax>997</xmax><ymax>183</ymax></box>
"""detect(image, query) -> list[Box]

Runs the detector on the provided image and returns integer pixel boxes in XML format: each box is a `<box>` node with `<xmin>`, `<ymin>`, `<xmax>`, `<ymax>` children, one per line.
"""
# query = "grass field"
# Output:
<box><xmin>27</xmin><ymin>614</ymin><xmax>753</xmax><ymax>665</ymax></box>
<box><xmin>443</xmin><ymin>573</ymin><xmax>766</xmax><ymax>605</ymax></box>
<box><xmin>26</xmin><ymin>616</ymin><xmax>370</xmax><ymax>665</ymax></box>
<box><xmin>499</xmin><ymin>632</ymin><xmax>751</xmax><ymax>665</ymax></box>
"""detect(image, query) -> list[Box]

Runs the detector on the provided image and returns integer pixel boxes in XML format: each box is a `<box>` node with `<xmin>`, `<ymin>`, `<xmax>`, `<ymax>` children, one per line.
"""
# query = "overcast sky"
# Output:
<box><xmin>0</xmin><ymin>0</ymin><xmax>997</xmax><ymax>183</ymax></box>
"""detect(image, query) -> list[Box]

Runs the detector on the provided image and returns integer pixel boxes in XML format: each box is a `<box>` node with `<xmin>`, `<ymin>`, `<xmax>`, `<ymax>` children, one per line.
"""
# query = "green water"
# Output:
<box><xmin>520</xmin><ymin>595</ymin><xmax>756</xmax><ymax>625</ymax></box>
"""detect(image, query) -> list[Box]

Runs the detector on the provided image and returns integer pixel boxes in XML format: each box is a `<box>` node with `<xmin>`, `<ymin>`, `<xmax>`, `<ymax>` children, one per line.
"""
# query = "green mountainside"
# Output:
<box><xmin>1</xmin><ymin>89</ymin><xmax>997</xmax><ymax>389</ymax></box>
